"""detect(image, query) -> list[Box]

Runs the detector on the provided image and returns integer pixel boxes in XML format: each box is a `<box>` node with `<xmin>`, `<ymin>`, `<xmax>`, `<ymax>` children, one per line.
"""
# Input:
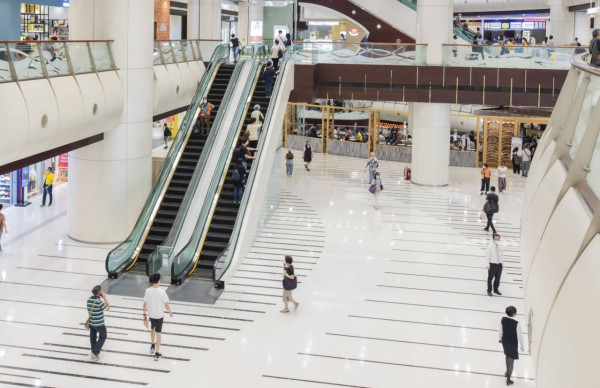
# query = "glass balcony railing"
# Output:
<box><xmin>106</xmin><ymin>44</ymin><xmax>231</xmax><ymax>276</ymax></box>
<box><xmin>169</xmin><ymin>45</ymin><xmax>269</xmax><ymax>282</ymax></box>
<box><xmin>153</xmin><ymin>39</ymin><xmax>221</xmax><ymax>65</ymax></box>
<box><xmin>291</xmin><ymin>42</ymin><xmax>427</xmax><ymax>66</ymax></box>
<box><xmin>0</xmin><ymin>40</ymin><xmax>116</xmax><ymax>82</ymax></box>
<box><xmin>397</xmin><ymin>0</ymin><xmax>416</xmax><ymax>11</ymax></box>
<box><xmin>442</xmin><ymin>44</ymin><xmax>581</xmax><ymax>70</ymax></box>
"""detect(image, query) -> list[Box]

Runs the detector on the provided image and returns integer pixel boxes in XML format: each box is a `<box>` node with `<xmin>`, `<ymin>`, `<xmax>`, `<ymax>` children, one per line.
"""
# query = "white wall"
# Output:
<box><xmin>574</xmin><ymin>11</ymin><xmax>593</xmax><ymax>45</ymax></box>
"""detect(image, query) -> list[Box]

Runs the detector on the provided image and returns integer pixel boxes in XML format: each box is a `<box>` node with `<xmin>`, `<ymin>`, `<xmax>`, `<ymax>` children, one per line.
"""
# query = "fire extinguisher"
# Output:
<box><xmin>404</xmin><ymin>167</ymin><xmax>412</xmax><ymax>181</ymax></box>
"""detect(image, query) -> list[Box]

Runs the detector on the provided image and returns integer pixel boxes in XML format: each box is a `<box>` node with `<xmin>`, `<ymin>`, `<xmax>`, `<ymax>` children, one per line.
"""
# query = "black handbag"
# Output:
<box><xmin>283</xmin><ymin>276</ymin><xmax>297</xmax><ymax>290</ymax></box>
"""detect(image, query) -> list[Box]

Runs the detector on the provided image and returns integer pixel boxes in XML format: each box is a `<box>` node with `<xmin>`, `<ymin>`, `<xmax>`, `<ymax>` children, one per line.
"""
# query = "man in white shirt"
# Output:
<box><xmin>143</xmin><ymin>273</ymin><xmax>173</xmax><ymax>361</ymax></box>
<box><xmin>521</xmin><ymin>146</ymin><xmax>532</xmax><ymax>177</ymax></box>
<box><xmin>486</xmin><ymin>233</ymin><xmax>504</xmax><ymax>296</ymax></box>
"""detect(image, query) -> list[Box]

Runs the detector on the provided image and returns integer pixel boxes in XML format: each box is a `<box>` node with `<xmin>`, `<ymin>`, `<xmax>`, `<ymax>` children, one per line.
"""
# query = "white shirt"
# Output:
<box><xmin>144</xmin><ymin>286</ymin><xmax>169</xmax><ymax>319</ymax></box>
<box><xmin>271</xmin><ymin>45</ymin><xmax>281</xmax><ymax>59</ymax></box>
<box><xmin>522</xmin><ymin>148</ymin><xmax>531</xmax><ymax>162</ymax></box>
<box><xmin>498</xmin><ymin>166</ymin><xmax>507</xmax><ymax>178</ymax></box>
<box><xmin>251</xmin><ymin>110</ymin><xmax>263</xmax><ymax>122</ymax></box>
<box><xmin>498</xmin><ymin>318</ymin><xmax>524</xmax><ymax>347</ymax></box>
<box><xmin>246</xmin><ymin>122</ymin><xmax>261</xmax><ymax>141</ymax></box>
<box><xmin>486</xmin><ymin>241</ymin><xmax>504</xmax><ymax>264</ymax></box>
<box><xmin>530</xmin><ymin>37</ymin><xmax>536</xmax><ymax>46</ymax></box>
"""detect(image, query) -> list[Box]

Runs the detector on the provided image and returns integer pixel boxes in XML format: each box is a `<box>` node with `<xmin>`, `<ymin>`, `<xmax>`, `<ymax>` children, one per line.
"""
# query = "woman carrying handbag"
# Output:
<box><xmin>281</xmin><ymin>255</ymin><xmax>299</xmax><ymax>313</ymax></box>
<box><xmin>370</xmin><ymin>171</ymin><xmax>384</xmax><ymax>210</ymax></box>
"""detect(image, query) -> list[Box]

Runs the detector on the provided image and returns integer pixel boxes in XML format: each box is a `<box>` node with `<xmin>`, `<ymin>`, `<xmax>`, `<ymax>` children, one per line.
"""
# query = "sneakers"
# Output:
<box><xmin>494</xmin><ymin>290</ymin><xmax>503</xmax><ymax>296</ymax></box>
<box><xmin>90</xmin><ymin>352</ymin><xmax>99</xmax><ymax>361</ymax></box>
<box><xmin>150</xmin><ymin>344</ymin><xmax>155</xmax><ymax>355</ymax></box>
<box><xmin>154</xmin><ymin>352</ymin><xmax>163</xmax><ymax>361</ymax></box>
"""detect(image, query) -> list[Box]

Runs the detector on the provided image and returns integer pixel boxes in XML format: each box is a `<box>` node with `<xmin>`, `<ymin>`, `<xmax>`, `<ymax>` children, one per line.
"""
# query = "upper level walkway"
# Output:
<box><xmin>289</xmin><ymin>42</ymin><xmax>572</xmax><ymax>107</ymax></box>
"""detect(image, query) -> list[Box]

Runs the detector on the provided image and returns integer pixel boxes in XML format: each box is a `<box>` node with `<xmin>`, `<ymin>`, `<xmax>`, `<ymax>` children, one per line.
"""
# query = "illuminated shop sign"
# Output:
<box><xmin>484</xmin><ymin>20</ymin><xmax>546</xmax><ymax>30</ymax></box>
<box><xmin>308</xmin><ymin>21</ymin><xmax>340</xmax><ymax>26</ymax></box>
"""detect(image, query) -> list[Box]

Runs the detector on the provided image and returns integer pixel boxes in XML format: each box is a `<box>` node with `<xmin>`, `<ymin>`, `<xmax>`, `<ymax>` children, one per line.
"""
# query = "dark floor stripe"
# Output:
<box><xmin>44</xmin><ymin>343</ymin><xmax>190</xmax><ymax>361</ymax></box>
<box><xmin>23</xmin><ymin>353</ymin><xmax>170</xmax><ymax>373</ymax></box>
<box><xmin>240</xmin><ymin>263</ymin><xmax>313</xmax><ymax>271</ymax></box>
<box><xmin>251</xmin><ymin>245</ymin><xmax>323</xmax><ymax>253</ymax></box>
<box><xmin>347</xmin><ymin>315</ymin><xmax>518</xmax><ymax>333</ymax></box>
<box><xmin>390</xmin><ymin>248</ymin><xmax>483</xmax><ymax>257</ymax></box>
<box><xmin>389</xmin><ymin>259</ymin><xmax>520</xmax><ymax>270</ymax></box>
<box><xmin>0</xmin><ymin>281</ymin><xmax>90</xmax><ymax>291</ymax></box>
<box><xmin>384</xmin><ymin>272</ymin><xmax>522</xmax><ymax>285</ymax></box>
<box><xmin>56</xmin><ymin>243</ymin><xmax>112</xmax><ymax>250</ymax></box>
<box><xmin>0</xmin><ymin>319</ymin><xmax>127</xmax><ymax>335</ymax></box>
<box><xmin>16</xmin><ymin>267</ymin><xmax>105</xmax><ymax>277</ymax></box>
<box><xmin>253</xmin><ymin>240</ymin><xmax>325</xmax><ymax>248</ymax></box>
<box><xmin>377</xmin><ymin>284</ymin><xmax>524</xmax><ymax>299</ymax></box>
<box><xmin>218</xmin><ymin>298</ymin><xmax>277</xmax><ymax>306</ymax></box>
<box><xmin>258</xmin><ymin>235</ymin><xmax>325</xmax><ymax>243</ymax></box>
<box><xmin>222</xmin><ymin>290</ymin><xmax>280</xmax><ymax>298</ymax></box>
<box><xmin>245</xmin><ymin>256</ymin><xmax>318</xmax><ymax>265</ymax></box>
<box><xmin>102</xmin><ymin>314</ymin><xmax>237</xmax><ymax>332</ymax></box>
<box><xmin>0</xmin><ymin>372</ymin><xmax>41</xmax><ymax>380</ymax></box>
<box><xmin>365</xmin><ymin>299</ymin><xmax>524</xmax><ymax>316</ymax></box>
<box><xmin>296</xmin><ymin>353</ymin><xmax>534</xmax><ymax>381</ymax></box>
<box><xmin>74</xmin><ymin>322</ymin><xmax>226</xmax><ymax>340</ymax></box>
<box><xmin>236</xmin><ymin>269</ymin><xmax>306</xmax><ymax>276</ymax></box>
<box><xmin>0</xmin><ymin>365</ymin><xmax>147</xmax><ymax>385</ymax></box>
<box><xmin>229</xmin><ymin>283</ymin><xmax>282</xmax><ymax>290</ymax></box>
<box><xmin>0</xmin><ymin>380</ymin><xmax>55</xmax><ymax>388</ymax></box>
<box><xmin>326</xmin><ymin>333</ymin><xmax>521</xmax><ymax>354</ymax></box>
<box><xmin>109</xmin><ymin>305</ymin><xmax>254</xmax><ymax>322</ymax></box>
<box><xmin>62</xmin><ymin>333</ymin><xmax>209</xmax><ymax>351</ymax></box>
<box><xmin>262</xmin><ymin>375</ymin><xmax>370</xmax><ymax>388</ymax></box>
<box><xmin>0</xmin><ymin>343</ymin><xmax>88</xmax><ymax>357</ymax></box>
<box><xmin>232</xmin><ymin>276</ymin><xmax>302</xmax><ymax>283</ymax></box>
<box><xmin>249</xmin><ymin>251</ymin><xmax>318</xmax><ymax>259</ymax></box>
<box><xmin>37</xmin><ymin>254</ymin><xmax>104</xmax><ymax>262</ymax></box>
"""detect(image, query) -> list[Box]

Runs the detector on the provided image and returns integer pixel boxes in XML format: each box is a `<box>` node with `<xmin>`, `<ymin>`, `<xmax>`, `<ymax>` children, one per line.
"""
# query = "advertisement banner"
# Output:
<box><xmin>250</xmin><ymin>21</ymin><xmax>263</xmax><ymax>42</ymax></box>
<box><xmin>58</xmin><ymin>153</ymin><xmax>69</xmax><ymax>168</ymax></box>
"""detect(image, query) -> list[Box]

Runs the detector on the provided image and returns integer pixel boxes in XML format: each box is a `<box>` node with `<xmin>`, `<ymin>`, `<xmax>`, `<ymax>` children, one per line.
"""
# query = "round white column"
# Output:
<box><xmin>549</xmin><ymin>0</ymin><xmax>574</xmax><ymax>45</ymax></box>
<box><xmin>411</xmin><ymin>103</ymin><xmax>451</xmax><ymax>186</ymax></box>
<box><xmin>416</xmin><ymin>0</ymin><xmax>452</xmax><ymax>65</ymax></box>
<box><xmin>411</xmin><ymin>0</ymin><xmax>452</xmax><ymax>186</ymax></box>
<box><xmin>199</xmin><ymin>0</ymin><xmax>221</xmax><ymax>40</ymax></box>
<box><xmin>68</xmin><ymin>0</ymin><xmax>154</xmax><ymax>243</ymax></box>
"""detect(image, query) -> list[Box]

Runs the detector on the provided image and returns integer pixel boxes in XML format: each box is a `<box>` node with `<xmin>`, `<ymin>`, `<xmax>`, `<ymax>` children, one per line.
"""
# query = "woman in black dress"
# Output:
<box><xmin>304</xmin><ymin>141</ymin><xmax>312</xmax><ymax>171</ymax></box>
<box><xmin>499</xmin><ymin>306</ymin><xmax>524</xmax><ymax>386</ymax></box>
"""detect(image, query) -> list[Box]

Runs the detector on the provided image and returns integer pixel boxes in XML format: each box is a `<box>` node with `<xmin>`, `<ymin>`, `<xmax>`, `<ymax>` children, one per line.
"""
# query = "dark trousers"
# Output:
<box><xmin>513</xmin><ymin>162</ymin><xmax>520</xmax><ymax>174</ymax></box>
<box><xmin>485</xmin><ymin>214</ymin><xmax>496</xmax><ymax>233</ymax></box>
<box><xmin>90</xmin><ymin>325</ymin><xmax>107</xmax><ymax>356</ymax></box>
<box><xmin>480</xmin><ymin>178</ymin><xmax>490</xmax><ymax>193</ymax></box>
<box><xmin>233</xmin><ymin>186</ymin><xmax>244</xmax><ymax>202</ymax></box>
<box><xmin>487</xmin><ymin>263</ymin><xmax>503</xmax><ymax>292</ymax></box>
<box><xmin>272</xmin><ymin>57</ymin><xmax>280</xmax><ymax>71</ymax></box>
<box><xmin>265</xmin><ymin>80</ymin><xmax>274</xmax><ymax>96</ymax></box>
<box><xmin>42</xmin><ymin>184</ymin><xmax>53</xmax><ymax>205</ymax></box>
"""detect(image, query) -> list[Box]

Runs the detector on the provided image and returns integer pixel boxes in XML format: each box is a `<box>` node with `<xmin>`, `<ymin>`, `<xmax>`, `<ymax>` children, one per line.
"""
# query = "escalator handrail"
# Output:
<box><xmin>105</xmin><ymin>44</ymin><xmax>230</xmax><ymax>276</ymax></box>
<box><xmin>145</xmin><ymin>52</ymin><xmax>255</xmax><ymax>276</ymax></box>
<box><xmin>212</xmin><ymin>51</ymin><xmax>293</xmax><ymax>283</ymax></box>
<box><xmin>170</xmin><ymin>48</ymin><xmax>268</xmax><ymax>281</ymax></box>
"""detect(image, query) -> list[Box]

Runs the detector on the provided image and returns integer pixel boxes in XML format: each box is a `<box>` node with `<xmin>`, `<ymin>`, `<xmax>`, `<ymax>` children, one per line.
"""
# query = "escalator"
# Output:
<box><xmin>188</xmin><ymin>66</ymin><xmax>269</xmax><ymax>280</ymax></box>
<box><xmin>127</xmin><ymin>64</ymin><xmax>235</xmax><ymax>274</ymax></box>
<box><xmin>126</xmin><ymin>64</ymin><xmax>235</xmax><ymax>274</ymax></box>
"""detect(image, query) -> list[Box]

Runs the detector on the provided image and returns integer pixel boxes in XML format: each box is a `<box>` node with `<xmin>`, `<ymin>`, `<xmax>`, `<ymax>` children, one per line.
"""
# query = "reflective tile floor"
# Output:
<box><xmin>0</xmin><ymin>152</ymin><xmax>534</xmax><ymax>387</ymax></box>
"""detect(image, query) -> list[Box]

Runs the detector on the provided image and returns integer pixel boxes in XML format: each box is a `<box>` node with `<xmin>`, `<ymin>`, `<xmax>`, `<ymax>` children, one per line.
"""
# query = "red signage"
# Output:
<box><xmin>58</xmin><ymin>153</ymin><xmax>69</xmax><ymax>168</ymax></box>
<box><xmin>349</xmin><ymin>28</ymin><xmax>360</xmax><ymax>37</ymax></box>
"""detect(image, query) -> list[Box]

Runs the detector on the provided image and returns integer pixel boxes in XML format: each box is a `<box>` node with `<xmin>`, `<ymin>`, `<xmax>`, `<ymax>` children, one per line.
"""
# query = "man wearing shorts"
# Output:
<box><xmin>143</xmin><ymin>273</ymin><xmax>173</xmax><ymax>361</ymax></box>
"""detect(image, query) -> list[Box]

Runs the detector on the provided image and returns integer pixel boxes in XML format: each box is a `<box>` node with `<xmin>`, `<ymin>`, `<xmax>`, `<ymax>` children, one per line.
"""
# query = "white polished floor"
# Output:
<box><xmin>0</xmin><ymin>152</ymin><xmax>533</xmax><ymax>388</ymax></box>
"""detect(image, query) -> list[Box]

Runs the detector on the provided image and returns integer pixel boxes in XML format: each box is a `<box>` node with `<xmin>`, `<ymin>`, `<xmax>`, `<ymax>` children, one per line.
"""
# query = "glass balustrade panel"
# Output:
<box><xmin>0</xmin><ymin>43</ymin><xmax>13</xmax><ymax>82</ymax></box>
<box><xmin>67</xmin><ymin>42</ymin><xmax>93</xmax><ymax>74</ymax></box>
<box><xmin>9</xmin><ymin>42</ymin><xmax>45</xmax><ymax>79</ymax></box>
<box><xmin>90</xmin><ymin>42</ymin><xmax>113</xmax><ymax>71</ymax></box>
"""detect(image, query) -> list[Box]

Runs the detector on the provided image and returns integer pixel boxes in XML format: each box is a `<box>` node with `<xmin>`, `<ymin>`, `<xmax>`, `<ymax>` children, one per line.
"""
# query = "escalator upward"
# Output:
<box><xmin>189</xmin><ymin>66</ymin><xmax>269</xmax><ymax>280</ymax></box>
<box><xmin>128</xmin><ymin>64</ymin><xmax>235</xmax><ymax>275</ymax></box>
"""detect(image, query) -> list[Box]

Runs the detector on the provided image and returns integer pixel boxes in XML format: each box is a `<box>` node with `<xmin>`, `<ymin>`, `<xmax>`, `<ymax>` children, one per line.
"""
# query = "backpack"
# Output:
<box><xmin>232</xmin><ymin>168</ymin><xmax>241</xmax><ymax>182</ymax></box>
<box><xmin>165</xmin><ymin>128</ymin><xmax>172</xmax><ymax>137</ymax></box>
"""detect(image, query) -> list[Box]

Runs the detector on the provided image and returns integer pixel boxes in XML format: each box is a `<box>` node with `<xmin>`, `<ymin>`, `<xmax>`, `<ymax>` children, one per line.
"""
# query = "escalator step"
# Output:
<box><xmin>206</xmin><ymin>232</ymin><xmax>232</xmax><ymax>242</ymax></box>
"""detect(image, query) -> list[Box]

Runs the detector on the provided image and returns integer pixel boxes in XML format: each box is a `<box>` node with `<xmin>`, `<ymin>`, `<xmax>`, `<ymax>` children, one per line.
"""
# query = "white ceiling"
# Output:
<box><xmin>454</xmin><ymin>0</ymin><xmax>590</xmax><ymax>13</ymax></box>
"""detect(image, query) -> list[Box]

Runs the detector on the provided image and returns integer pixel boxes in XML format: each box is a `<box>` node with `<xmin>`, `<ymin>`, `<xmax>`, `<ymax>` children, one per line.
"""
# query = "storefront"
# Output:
<box><xmin>0</xmin><ymin>154</ymin><xmax>68</xmax><ymax>208</ymax></box>
<box><xmin>20</xmin><ymin>2</ymin><xmax>69</xmax><ymax>41</ymax></box>
<box><xmin>481</xmin><ymin>18</ymin><xmax>547</xmax><ymax>43</ymax></box>
<box><xmin>297</xmin><ymin>20</ymin><xmax>366</xmax><ymax>43</ymax></box>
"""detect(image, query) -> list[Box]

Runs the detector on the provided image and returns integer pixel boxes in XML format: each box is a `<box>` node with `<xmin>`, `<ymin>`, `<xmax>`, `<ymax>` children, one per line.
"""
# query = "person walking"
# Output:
<box><xmin>281</xmin><ymin>255</ymin><xmax>299</xmax><ymax>313</ymax></box>
<box><xmin>365</xmin><ymin>152</ymin><xmax>379</xmax><ymax>183</ymax></box>
<box><xmin>498</xmin><ymin>161</ymin><xmax>508</xmax><ymax>193</ymax></box>
<box><xmin>285</xmin><ymin>149</ymin><xmax>294</xmax><ymax>177</ymax></box>
<box><xmin>232</xmin><ymin>163</ymin><xmax>246</xmax><ymax>205</ymax></box>
<box><xmin>485</xmin><ymin>233</ymin><xmax>504</xmax><ymax>296</ymax></box>
<box><xmin>271</xmin><ymin>41</ymin><xmax>283</xmax><ymax>71</ymax></box>
<box><xmin>230</xmin><ymin>33</ymin><xmax>240</xmax><ymax>62</ymax></box>
<box><xmin>0</xmin><ymin>204</ymin><xmax>6</xmax><ymax>251</ymax></box>
<box><xmin>87</xmin><ymin>285</ymin><xmax>110</xmax><ymax>361</ymax></box>
<box><xmin>483</xmin><ymin>186</ymin><xmax>499</xmax><ymax>233</ymax></box>
<box><xmin>480</xmin><ymin>164</ymin><xmax>491</xmax><ymax>195</ymax></box>
<box><xmin>589</xmin><ymin>29</ymin><xmax>600</xmax><ymax>66</ymax></box>
<box><xmin>370</xmin><ymin>171</ymin><xmax>384</xmax><ymax>210</ymax></box>
<box><xmin>499</xmin><ymin>306</ymin><xmax>525</xmax><ymax>385</ymax></box>
<box><xmin>521</xmin><ymin>146</ymin><xmax>532</xmax><ymax>177</ymax></box>
<box><xmin>143</xmin><ymin>273</ymin><xmax>173</xmax><ymax>361</ymax></box>
<box><xmin>263</xmin><ymin>62</ymin><xmax>276</xmax><ymax>97</ymax></box>
<box><xmin>41</xmin><ymin>167</ymin><xmax>54</xmax><ymax>206</ymax></box>
<box><xmin>162</xmin><ymin>123</ymin><xmax>171</xmax><ymax>150</ymax></box>
<box><xmin>512</xmin><ymin>147</ymin><xmax>521</xmax><ymax>174</ymax></box>
<box><xmin>199</xmin><ymin>96</ymin><xmax>215</xmax><ymax>136</ymax></box>
<box><xmin>303</xmin><ymin>141</ymin><xmax>312</xmax><ymax>171</ymax></box>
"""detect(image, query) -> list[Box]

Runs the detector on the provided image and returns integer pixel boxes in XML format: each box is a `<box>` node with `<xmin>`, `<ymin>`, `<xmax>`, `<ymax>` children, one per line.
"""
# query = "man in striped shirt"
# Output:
<box><xmin>87</xmin><ymin>285</ymin><xmax>110</xmax><ymax>360</ymax></box>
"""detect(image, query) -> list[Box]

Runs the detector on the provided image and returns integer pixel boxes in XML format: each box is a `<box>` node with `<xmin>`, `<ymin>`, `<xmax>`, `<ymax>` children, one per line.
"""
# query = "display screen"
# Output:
<box><xmin>484</xmin><ymin>19</ymin><xmax>546</xmax><ymax>30</ymax></box>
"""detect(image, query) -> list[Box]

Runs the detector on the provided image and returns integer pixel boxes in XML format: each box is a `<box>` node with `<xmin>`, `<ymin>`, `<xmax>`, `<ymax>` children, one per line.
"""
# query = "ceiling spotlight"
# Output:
<box><xmin>352</xmin><ymin>9</ymin><xmax>356</xmax><ymax>14</ymax></box>
<box><xmin>377</xmin><ymin>24</ymin><xmax>381</xmax><ymax>29</ymax></box>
